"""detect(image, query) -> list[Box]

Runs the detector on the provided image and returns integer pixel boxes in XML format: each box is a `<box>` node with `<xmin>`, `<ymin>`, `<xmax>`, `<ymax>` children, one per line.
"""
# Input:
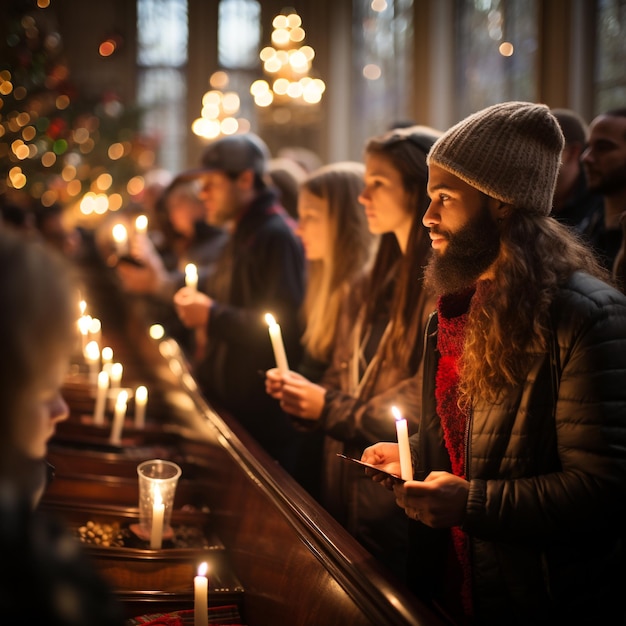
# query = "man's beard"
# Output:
<box><xmin>424</xmin><ymin>202</ymin><xmax>501</xmax><ymax>296</ymax></box>
<box><xmin>587</xmin><ymin>170</ymin><xmax>626</xmax><ymax>196</ymax></box>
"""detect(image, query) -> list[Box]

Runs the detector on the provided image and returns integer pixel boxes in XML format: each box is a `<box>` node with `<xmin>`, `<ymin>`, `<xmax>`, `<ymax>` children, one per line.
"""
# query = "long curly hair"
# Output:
<box><xmin>459</xmin><ymin>210</ymin><xmax>609</xmax><ymax>406</ymax></box>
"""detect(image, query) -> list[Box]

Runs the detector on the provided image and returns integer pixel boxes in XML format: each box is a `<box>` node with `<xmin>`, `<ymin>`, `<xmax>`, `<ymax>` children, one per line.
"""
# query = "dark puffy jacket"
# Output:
<box><xmin>411</xmin><ymin>272</ymin><xmax>626</xmax><ymax>625</ymax></box>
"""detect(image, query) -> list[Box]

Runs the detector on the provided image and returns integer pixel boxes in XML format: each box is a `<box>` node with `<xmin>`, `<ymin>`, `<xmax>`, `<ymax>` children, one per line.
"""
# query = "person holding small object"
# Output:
<box><xmin>266</xmin><ymin>128</ymin><xmax>439</xmax><ymax>580</ymax></box>
<box><xmin>362</xmin><ymin>102</ymin><xmax>626</xmax><ymax>625</ymax></box>
<box><xmin>173</xmin><ymin>133</ymin><xmax>305</xmax><ymax>474</ymax></box>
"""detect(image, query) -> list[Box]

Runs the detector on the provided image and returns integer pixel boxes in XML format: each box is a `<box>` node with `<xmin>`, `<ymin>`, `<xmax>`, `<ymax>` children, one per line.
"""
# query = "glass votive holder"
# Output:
<box><xmin>137</xmin><ymin>459</ymin><xmax>182</xmax><ymax>540</ymax></box>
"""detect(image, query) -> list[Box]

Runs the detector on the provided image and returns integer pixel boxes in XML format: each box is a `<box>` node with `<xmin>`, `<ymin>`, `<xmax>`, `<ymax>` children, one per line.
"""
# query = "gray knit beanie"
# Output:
<box><xmin>427</xmin><ymin>101</ymin><xmax>564</xmax><ymax>216</ymax></box>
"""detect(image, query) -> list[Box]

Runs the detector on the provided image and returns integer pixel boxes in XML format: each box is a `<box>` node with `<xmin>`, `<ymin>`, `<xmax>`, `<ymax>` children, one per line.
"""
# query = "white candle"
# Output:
<box><xmin>84</xmin><ymin>340</ymin><xmax>100</xmax><ymax>386</ymax></box>
<box><xmin>112</xmin><ymin>223</ymin><xmax>129</xmax><ymax>256</ymax></box>
<box><xmin>93</xmin><ymin>370</ymin><xmax>109</xmax><ymax>426</ymax></box>
<box><xmin>194</xmin><ymin>561</ymin><xmax>209</xmax><ymax>626</ymax></box>
<box><xmin>264</xmin><ymin>313</ymin><xmax>289</xmax><ymax>374</ymax></box>
<box><xmin>135</xmin><ymin>214</ymin><xmax>148</xmax><ymax>236</ymax></box>
<box><xmin>109</xmin><ymin>389</ymin><xmax>128</xmax><ymax>445</ymax></box>
<box><xmin>101</xmin><ymin>346</ymin><xmax>113</xmax><ymax>374</ymax></box>
<box><xmin>88</xmin><ymin>317</ymin><xmax>102</xmax><ymax>349</ymax></box>
<box><xmin>77</xmin><ymin>314</ymin><xmax>91</xmax><ymax>352</ymax></box>
<box><xmin>110</xmin><ymin>362</ymin><xmax>123</xmax><ymax>388</ymax></box>
<box><xmin>134</xmin><ymin>385</ymin><xmax>148</xmax><ymax>429</ymax></box>
<box><xmin>185</xmin><ymin>263</ymin><xmax>198</xmax><ymax>291</ymax></box>
<box><xmin>392</xmin><ymin>406</ymin><xmax>413</xmax><ymax>481</ymax></box>
<box><xmin>150</xmin><ymin>485</ymin><xmax>164</xmax><ymax>549</ymax></box>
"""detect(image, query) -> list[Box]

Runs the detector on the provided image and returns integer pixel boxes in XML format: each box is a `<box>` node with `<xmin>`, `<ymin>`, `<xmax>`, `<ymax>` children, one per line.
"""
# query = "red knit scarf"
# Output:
<box><xmin>435</xmin><ymin>288</ymin><xmax>475</xmax><ymax>620</ymax></box>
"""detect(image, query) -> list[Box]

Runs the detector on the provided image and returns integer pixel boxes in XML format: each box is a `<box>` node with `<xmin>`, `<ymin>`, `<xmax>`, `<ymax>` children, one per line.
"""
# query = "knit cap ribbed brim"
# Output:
<box><xmin>427</xmin><ymin>101</ymin><xmax>564</xmax><ymax>216</ymax></box>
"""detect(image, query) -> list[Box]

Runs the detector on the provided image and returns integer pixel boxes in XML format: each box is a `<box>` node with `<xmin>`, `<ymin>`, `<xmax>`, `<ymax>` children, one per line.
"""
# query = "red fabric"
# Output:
<box><xmin>436</xmin><ymin>290</ymin><xmax>474</xmax><ymax>619</ymax></box>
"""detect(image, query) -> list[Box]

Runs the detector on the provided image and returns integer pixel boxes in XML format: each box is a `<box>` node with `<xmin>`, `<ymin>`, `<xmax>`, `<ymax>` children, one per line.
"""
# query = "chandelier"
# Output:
<box><xmin>250</xmin><ymin>9</ymin><xmax>325</xmax><ymax>125</ymax></box>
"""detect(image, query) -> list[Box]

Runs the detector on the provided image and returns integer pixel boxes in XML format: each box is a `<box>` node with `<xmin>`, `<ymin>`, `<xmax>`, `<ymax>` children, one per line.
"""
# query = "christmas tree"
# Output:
<box><xmin>0</xmin><ymin>0</ymin><xmax>156</xmax><ymax>226</ymax></box>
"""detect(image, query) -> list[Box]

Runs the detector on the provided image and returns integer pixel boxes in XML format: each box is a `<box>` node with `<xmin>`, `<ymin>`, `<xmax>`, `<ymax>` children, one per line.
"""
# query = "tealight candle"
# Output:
<box><xmin>93</xmin><ymin>370</ymin><xmax>109</xmax><ymax>426</ymax></box>
<box><xmin>84</xmin><ymin>340</ymin><xmax>100</xmax><ymax>386</ymax></box>
<box><xmin>392</xmin><ymin>405</ymin><xmax>413</xmax><ymax>481</ymax></box>
<box><xmin>264</xmin><ymin>313</ymin><xmax>289</xmax><ymax>374</ymax></box>
<box><xmin>150</xmin><ymin>485</ymin><xmax>164</xmax><ymax>549</ymax></box>
<box><xmin>134</xmin><ymin>385</ymin><xmax>148</xmax><ymax>429</ymax></box>
<box><xmin>109</xmin><ymin>389</ymin><xmax>128</xmax><ymax>446</ymax></box>
<box><xmin>185</xmin><ymin>263</ymin><xmax>198</xmax><ymax>291</ymax></box>
<box><xmin>194</xmin><ymin>562</ymin><xmax>209</xmax><ymax>626</ymax></box>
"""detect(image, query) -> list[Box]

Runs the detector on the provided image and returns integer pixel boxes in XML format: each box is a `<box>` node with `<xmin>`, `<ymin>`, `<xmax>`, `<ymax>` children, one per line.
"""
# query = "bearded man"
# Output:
<box><xmin>363</xmin><ymin>102</ymin><xmax>626</xmax><ymax>626</ymax></box>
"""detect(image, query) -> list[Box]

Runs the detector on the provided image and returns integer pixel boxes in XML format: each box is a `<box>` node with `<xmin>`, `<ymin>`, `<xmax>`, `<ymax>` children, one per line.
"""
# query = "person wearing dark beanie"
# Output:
<box><xmin>362</xmin><ymin>101</ymin><xmax>626</xmax><ymax>626</ymax></box>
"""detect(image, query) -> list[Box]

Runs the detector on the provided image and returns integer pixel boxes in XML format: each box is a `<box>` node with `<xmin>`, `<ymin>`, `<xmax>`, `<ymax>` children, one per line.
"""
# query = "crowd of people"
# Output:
<box><xmin>1</xmin><ymin>101</ymin><xmax>625</xmax><ymax>625</ymax></box>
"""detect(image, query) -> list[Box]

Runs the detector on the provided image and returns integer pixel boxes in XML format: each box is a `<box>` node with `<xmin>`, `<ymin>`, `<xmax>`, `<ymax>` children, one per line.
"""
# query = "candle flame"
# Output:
<box><xmin>391</xmin><ymin>405</ymin><xmax>402</xmax><ymax>421</ymax></box>
<box><xmin>111</xmin><ymin>362</ymin><xmax>123</xmax><ymax>378</ymax></box>
<box><xmin>89</xmin><ymin>317</ymin><xmax>101</xmax><ymax>333</ymax></box>
<box><xmin>197</xmin><ymin>561</ymin><xmax>208</xmax><ymax>577</ymax></box>
<box><xmin>115</xmin><ymin>389</ymin><xmax>128</xmax><ymax>408</ymax></box>
<box><xmin>84</xmin><ymin>340</ymin><xmax>100</xmax><ymax>360</ymax></box>
<box><xmin>185</xmin><ymin>263</ymin><xmax>198</xmax><ymax>277</ymax></box>
<box><xmin>153</xmin><ymin>485</ymin><xmax>163</xmax><ymax>506</ymax></box>
<box><xmin>79</xmin><ymin>300</ymin><xmax>87</xmax><ymax>315</ymax></box>
<box><xmin>136</xmin><ymin>385</ymin><xmax>148</xmax><ymax>403</ymax></box>
<box><xmin>135</xmin><ymin>214</ymin><xmax>148</xmax><ymax>230</ymax></box>
<box><xmin>112</xmin><ymin>223</ymin><xmax>128</xmax><ymax>243</ymax></box>
<box><xmin>102</xmin><ymin>346</ymin><xmax>113</xmax><ymax>362</ymax></box>
<box><xmin>97</xmin><ymin>370</ymin><xmax>110</xmax><ymax>388</ymax></box>
<box><xmin>149</xmin><ymin>324</ymin><xmax>165</xmax><ymax>340</ymax></box>
<box><xmin>265</xmin><ymin>313</ymin><xmax>277</xmax><ymax>326</ymax></box>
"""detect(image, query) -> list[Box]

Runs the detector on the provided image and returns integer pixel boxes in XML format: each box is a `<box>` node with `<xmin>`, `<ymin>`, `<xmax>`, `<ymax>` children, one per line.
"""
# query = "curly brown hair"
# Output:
<box><xmin>459</xmin><ymin>210</ymin><xmax>609</xmax><ymax>406</ymax></box>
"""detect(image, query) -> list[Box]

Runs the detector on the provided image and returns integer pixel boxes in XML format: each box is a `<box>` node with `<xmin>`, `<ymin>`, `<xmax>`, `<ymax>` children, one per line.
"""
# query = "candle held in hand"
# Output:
<box><xmin>194</xmin><ymin>561</ymin><xmax>209</xmax><ymax>626</ymax></box>
<box><xmin>264</xmin><ymin>313</ymin><xmax>289</xmax><ymax>374</ymax></box>
<box><xmin>150</xmin><ymin>485</ymin><xmax>164</xmax><ymax>549</ymax></box>
<box><xmin>392</xmin><ymin>405</ymin><xmax>413</xmax><ymax>481</ymax></box>
<box><xmin>185</xmin><ymin>263</ymin><xmax>198</xmax><ymax>291</ymax></box>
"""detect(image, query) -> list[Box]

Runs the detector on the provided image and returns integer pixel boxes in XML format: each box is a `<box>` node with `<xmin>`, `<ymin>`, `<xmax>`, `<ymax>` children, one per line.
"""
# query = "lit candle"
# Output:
<box><xmin>194</xmin><ymin>561</ymin><xmax>209</xmax><ymax>626</ymax></box>
<box><xmin>101</xmin><ymin>346</ymin><xmax>113</xmax><ymax>374</ymax></box>
<box><xmin>110</xmin><ymin>362</ymin><xmax>123</xmax><ymax>388</ymax></box>
<box><xmin>109</xmin><ymin>389</ymin><xmax>128</xmax><ymax>446</ymax></box>
<box><xmin>88</xmin><ymin>317</ymin><xmax>102</xmax><ymax>349</ymax></box>
<box><xmin>77</xmin><ymin>314</ymin><xmax>91</xmax><ymax>352</ymax></box>
<box><xmin>150</xmin><ymin>485</ymin><xmax>164</xmax><ymax>549</ymax></box>
<box><xmin>84</xmin><ymin>340</ymin><xmax>100</xmax><ymax>386</ymax></box>
<box><xmin>135</xmin><ymin>214</ymin><xmax>148</xmax><ymax>236</ymax></box>
<box><xmin>79</xmin><ymin>299</ymin><xmax>87</xmax><ymax>316</ymax></box>
<box><xmin>93</xmin><ymin>370</ymin><xmax>109</xmax><ymax>426</ymax></box>
<box><xmin>392</xmin><ymin>406</ymin><xmax>413</xmax><ymax>481</ymax></box>
<box><xmin>149</xmin><ymin>324</ymin><xmax>165</xmax><ymax>340</ymax></box>
<box><xmin>134</xmin><ymin>385</ymin><xmax>148</xmax><ymax>429</ymax></box>
<box><xmin>185</xmin><ymin>263</ymin><xmax>198</xmax><ymax>291</ymax></box>
<box><xmin>112</xmin><ymin>223</ymin><xmax>129</xmax><ymax>256</ymax></box>
<box><xmin>264</xmin><ymin>313</ymin><xmax>289</xmax><ymax>374</ymax></box>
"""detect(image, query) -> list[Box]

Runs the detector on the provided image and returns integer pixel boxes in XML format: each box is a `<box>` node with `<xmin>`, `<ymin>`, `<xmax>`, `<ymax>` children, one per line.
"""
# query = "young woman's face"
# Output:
<box><xmin>296</xmin><ymin>188</ymin><xmax>330</xmax><ymax>261</ymax></box>
<box><xmin>359</xmin><ymin>152</ymin><xmax>413</xmax><ymax>242</ymax></box>
<box><xmin>13</xmin><ymin>354</ymin><xmax>69</xmax><ymax>460</ymax></box>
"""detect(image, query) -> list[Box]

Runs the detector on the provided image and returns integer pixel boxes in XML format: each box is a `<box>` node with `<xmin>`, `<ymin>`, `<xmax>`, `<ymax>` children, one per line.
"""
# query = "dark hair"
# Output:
<box><xmin>551</xmin><ymin>108</ymin><xmax>588</xmax><ymax>146</ymax></box>
<box><xmin>363</xmin><ymin>126</ymin><xmax>441</xmax><ymax>369</ymax></box>
<box><xmin>0</xmin><ymin>231</ymin><xmax>75</xmax><ymax>457</ymax></box>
